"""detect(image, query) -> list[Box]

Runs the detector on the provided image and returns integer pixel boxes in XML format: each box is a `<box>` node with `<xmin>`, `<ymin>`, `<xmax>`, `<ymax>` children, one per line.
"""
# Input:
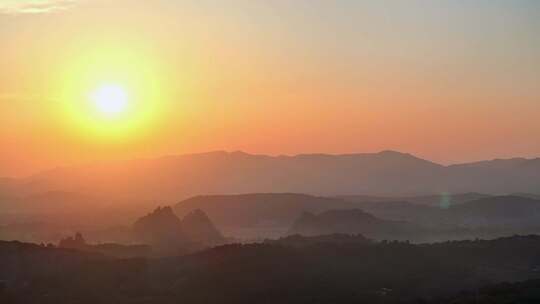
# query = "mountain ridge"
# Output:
<box><xmin>1</xmin><ymin>150</ymin><xmax>539</xmax><ymax>200</ymax></box>
<box><xmin>9</xmin><ymin>150</ymin><xmax>540</xmax><ymax>180</ymax></box>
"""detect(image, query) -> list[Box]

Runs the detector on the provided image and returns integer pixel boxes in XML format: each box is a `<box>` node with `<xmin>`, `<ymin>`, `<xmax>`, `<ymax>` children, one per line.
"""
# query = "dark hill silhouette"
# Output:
<box><xmin>448</xmin><ymin>195</ymin><xmax>540</xmax><ymax>228</ymax></box>
<box><xmin>132</xmin><ymin>206</ymin><xmax>185</xmax><ymax>246</ymax></box>
<box><xmin>2</xmin><ymin>150</ymin><xmax>539</xmax><ymax>201</ymax></box>
<box><xmin>180</xmin><ymin>209</ymin><xmax>225</xmax><ymax>244</ymax></box>
<box><xmin>132</xmin><ymin>206</ymin><xmax>225</xmax><ymax>255</ymax></box>
<box><xmin>175</xmin><ymin>193</ymin><xmax>356</xmax><ymax>226</ymax></box>
<box><xmin>445</xmin><ymin>157</ymin><xmax>540</xmax><ymax>194</ymax></box>
<box><xmin>3</xmin><ymin>235</ymin><xmax>540</xmax><ymax>303</ymax></box>
<box><xmin>288</xmin><ymin>209</ymin><xmax>424</xmax><ymax>240</ymax></box>
<box><xmin>325</xmin><ymin>195</ymin><xmax>540</xmax><ymax>233</ymax></box>
<box><xmin>175</xmin><ymin>193</ymin><xmax>540</xmax><ymax>240</ymax></box>
<box><xmin>318</xmin><ymin>196</ymin><xmax>540</xmax><ymax>239</ymax></box>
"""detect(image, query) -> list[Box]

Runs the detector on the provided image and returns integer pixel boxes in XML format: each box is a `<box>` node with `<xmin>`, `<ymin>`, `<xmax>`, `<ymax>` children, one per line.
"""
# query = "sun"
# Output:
<box><xmin>91</xmin><ymin>84</ymin><xmax>129</xmax><ymax>117</ymax></box>
<box><xmin>55</xmin><ymin>44</ymin><xmax>169</xmax><ymax>140</ymax></box>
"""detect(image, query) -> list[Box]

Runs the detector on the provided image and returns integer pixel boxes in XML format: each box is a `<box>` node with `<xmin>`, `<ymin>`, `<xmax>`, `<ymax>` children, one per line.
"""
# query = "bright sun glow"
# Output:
<box><xmin>55</xmin><ymin>43</ymin><xmax>169</xmax><ymax>140</ymax></box>
<box><xmin>91</xmin><ymin>85</ymin><xmax>128</xmax><ymax>116</ymax></box>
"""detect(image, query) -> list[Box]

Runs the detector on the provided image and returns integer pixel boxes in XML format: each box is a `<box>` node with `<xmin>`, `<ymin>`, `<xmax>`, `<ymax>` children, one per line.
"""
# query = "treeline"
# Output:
<box><xmin>1</xmin><ymin>235</ymin><xmax>540</xmax><ymax>303</ymax></box>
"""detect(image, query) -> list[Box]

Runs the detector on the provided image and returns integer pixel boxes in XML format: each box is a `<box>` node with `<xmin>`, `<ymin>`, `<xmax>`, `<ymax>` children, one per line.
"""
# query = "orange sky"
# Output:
<box><xmin>1</xmin><ymin>0</ymin><xmax>540</xmax><ymax>177</ymax></box>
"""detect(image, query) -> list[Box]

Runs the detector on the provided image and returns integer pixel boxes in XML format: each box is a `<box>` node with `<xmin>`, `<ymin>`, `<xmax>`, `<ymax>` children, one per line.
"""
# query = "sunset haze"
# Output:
<box><xmin>1</xmin><ymin>0</ymin><xmax>539</xmax><ymax>177</ymax></box>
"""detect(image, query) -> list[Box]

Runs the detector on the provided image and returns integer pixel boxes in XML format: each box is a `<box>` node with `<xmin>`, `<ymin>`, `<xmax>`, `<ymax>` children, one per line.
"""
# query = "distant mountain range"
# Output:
<box><xmin>175</xmin><ymin>193</ymin><xmax>353</xmax><ymax>228</ymax></box>
<box><xmin>1</xmin><ymin>150</ymin><xmax>539</xmax><ymax>200</ymax></box>
<box><xmin>286</xmin><ymin>195</ymin><xmax>540</xmax><ymax>242</ymax></box>
<box><xmin>343</xmin><ymin>195</ymin><xmax>540</xmax><ymax>229</ymax></box>
<box><xmin>448</xmin><ymin>195</ymin><xmax>540</xmax><ymax>228</ymax></box>
<box><xmin>290</xmin><ymin>203</ymin><xmax>539</xmax><ymax>240</ymax></box>
<box><xmin>174</xmin><ymin>193</ymin><xmax>540</xmax><ymax>240</ymax></box>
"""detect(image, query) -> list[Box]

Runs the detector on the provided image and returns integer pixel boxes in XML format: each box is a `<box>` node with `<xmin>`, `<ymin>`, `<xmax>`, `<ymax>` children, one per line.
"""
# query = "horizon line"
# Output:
<box><xmin>3</xmin><ymin>149</ymin><xmax>539</xmax><ymax>180</ymax></box>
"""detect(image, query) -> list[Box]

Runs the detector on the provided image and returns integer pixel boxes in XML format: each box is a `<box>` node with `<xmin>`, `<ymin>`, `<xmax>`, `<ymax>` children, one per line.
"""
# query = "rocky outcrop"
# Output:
<box><xmin>181</xmin><ymin>209</ymin><xmax>224</xmax><ymax>244</ymax></box>
<box><xmin>132</xmin><ymin>206</ymin><xmax>225</xmax><ymax>255</ymax></box>
<box><xmin>133</xmin><ymin>206</ymin><xmax>185</xmax><ymax>246</ymax></box>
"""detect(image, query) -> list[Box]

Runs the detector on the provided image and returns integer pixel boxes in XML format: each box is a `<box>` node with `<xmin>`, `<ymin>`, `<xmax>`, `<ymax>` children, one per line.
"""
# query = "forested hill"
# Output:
<box><xmin>2</xmin><ymin>235</ymin><xmax>540</xmax><ymax>303</ymax></box>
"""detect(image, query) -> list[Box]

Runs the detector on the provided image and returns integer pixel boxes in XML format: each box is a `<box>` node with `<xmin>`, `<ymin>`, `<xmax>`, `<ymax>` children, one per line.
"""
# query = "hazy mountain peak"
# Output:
<box><xmin>181</xmin><ymin>209</ymin><xmax>224</xmax><ymax>243</ymax></box>
<box><xmin>132</xmin><ymin>205</ymin><xmax>183</xmax><ymax>244</ymax></box>
<box><xmin>132</xmin><ymin>205</ymin><xmax>224</xmax><ymax>250</ymax></box>
<box><xmin>183</xmin><ymin>208</ymin><xmax>211</xmax><ymax>222</ymax></box>
<box><xmin>150</xmin><ymin>206</ymin><xmax>177</xmax><ymax>219</ymax></box>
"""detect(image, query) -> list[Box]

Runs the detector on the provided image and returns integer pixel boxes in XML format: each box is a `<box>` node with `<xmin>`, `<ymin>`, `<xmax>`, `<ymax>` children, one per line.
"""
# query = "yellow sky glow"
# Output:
<box><xmin>0</xmin><ymin>1</ymin><xmax>539</xmax><ymax>177</ymax></box>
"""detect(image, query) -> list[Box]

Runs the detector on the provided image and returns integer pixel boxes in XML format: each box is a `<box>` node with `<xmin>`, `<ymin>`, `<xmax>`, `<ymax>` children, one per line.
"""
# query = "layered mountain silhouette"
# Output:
<box><xmin>176</xmin><ymin>193</ymin><xmax>540</xmax><ymax>238</ymax></box>
<box><xmin>352</xmin><ymin>195</ymin><xmax>540</xmax><ymax>230</ymax></box>
<box><xmin>180</xmin><ymin>209</ymin><xmax>225</xmax><ymax>244</ymax></box>
<box><xmin>447</xmin><ymin>195</ymin><xmax>540</xmax><ymax>228</ymax></box>
<box><xmin>132</xmin><ymin>206</ymin><xmax>224</xmax><ymax>255</ymax></box>
<box><xmin>288</xmin><ymin>209</ymin><xmax>423</xmax><ymax>240</ymax></box>
<box><xmin>1</xmin><ymin>151</ymin><xmax>539</xmax><ymax>201</ymax></box>
<box><xmin>175</xmin><ymin>193</ymin><xmax>358</xmax><ymax>228</ymax></box>
<box><xmin>133</xmin><ymin>206</ymin><xmax>185</xmax><ymax>246</ymax></box>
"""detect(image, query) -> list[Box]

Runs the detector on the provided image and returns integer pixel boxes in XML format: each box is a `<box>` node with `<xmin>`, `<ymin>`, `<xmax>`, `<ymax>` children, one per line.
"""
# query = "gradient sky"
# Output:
<box><xmin>1</xmin><ymin>0</ymin><xmax>539</xmax><ymax>177</ymax></box>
